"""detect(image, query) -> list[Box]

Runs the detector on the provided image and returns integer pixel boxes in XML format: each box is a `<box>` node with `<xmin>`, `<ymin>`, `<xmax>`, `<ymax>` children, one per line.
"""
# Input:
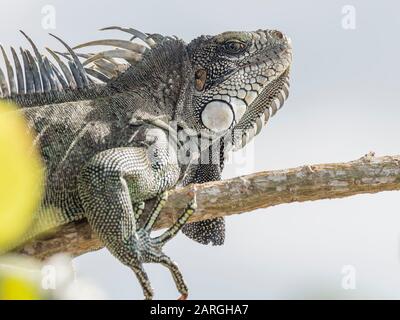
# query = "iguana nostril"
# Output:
<box><xmin>273</xmin><ymin>30</ymin><xmax>284</xmax><ymax>39</ymax></box>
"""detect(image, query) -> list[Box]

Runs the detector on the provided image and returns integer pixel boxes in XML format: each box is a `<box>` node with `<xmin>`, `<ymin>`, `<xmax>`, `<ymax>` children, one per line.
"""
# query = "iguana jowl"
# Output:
<box><xmin>0</xmin><ymin>27</ymin><xmax>292</xmax><ymax>299</ymax></box>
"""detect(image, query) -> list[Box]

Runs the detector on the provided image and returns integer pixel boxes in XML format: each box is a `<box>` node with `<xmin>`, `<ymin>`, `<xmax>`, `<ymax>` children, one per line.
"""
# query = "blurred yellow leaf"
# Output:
<box><xmin>0</xmin><ymin>275</ymin><xmax>41</xmax><ymax>300</ymax></box>
<box><xmin>0</xmin><ymin>102</ymin><xmax>43</xmax><ymax>249</ymax></box>
<box><xmin>0</xmin><ymin>255</ymin><xmax>47</xmax><ymax>300</ymax></box>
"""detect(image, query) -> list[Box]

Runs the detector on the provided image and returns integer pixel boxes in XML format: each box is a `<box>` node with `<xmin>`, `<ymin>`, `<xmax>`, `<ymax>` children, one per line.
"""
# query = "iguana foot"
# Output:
<box><xmin>131</xmin><ymin>191</ymin><xmax>197</xmax><ymax>299</ymax></box>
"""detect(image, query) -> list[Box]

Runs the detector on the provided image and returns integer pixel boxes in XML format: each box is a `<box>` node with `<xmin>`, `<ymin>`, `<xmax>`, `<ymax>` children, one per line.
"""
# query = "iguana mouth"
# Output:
<box><xmin>209</xmin><ymin>53</ymin><xmax>287</xmax><ymax>90</ymax></box>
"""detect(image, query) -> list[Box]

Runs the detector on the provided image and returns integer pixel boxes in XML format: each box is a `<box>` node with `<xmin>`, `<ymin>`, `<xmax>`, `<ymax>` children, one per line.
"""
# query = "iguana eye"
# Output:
<box><xmin>223</xmin><ymin>40</ymin><xmax>246</xmax><ymax>54</ymax></box>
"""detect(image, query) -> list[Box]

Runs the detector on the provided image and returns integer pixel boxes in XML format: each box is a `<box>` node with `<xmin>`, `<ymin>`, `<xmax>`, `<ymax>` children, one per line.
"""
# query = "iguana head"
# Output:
<box><xmin>182</xmin><ymin>29</ymin><xmax>292</xmax><ymax>149</ymax></box>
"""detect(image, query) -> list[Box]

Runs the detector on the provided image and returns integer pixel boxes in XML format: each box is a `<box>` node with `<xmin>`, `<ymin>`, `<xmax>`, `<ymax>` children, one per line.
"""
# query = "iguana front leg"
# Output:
<box><xmin>77</xmin><ymin>128</ymin><xmax>193</xmax><ymax>299</ymax></box>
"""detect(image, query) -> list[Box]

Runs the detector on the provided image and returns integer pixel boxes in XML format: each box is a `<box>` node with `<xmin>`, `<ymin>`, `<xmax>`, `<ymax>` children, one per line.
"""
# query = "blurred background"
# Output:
<box><xmin>0</xmin><ymin>0</ymin><xmax>399</xmax><ymax>299</ymax></box>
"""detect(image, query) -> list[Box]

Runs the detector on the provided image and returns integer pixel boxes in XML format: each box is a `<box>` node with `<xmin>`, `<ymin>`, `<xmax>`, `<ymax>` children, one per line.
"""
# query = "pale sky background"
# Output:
<box><xmin>1</xmin><ymin>0</ymin><xmax>399</xmax><ymax>299</ymax></box>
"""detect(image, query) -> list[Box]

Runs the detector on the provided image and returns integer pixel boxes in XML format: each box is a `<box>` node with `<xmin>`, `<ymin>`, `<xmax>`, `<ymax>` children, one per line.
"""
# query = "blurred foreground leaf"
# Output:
<box><xmin>0</xmin><ymin>255</ymin><xmax>44</xmax><ymax>300</ymax></box>
<box><xmin>1</xmin><ymin>275</ymin><xmax>40</xmax><ymax>300</ymax></box>
<box><xmin>0</xmin><ymin>101</ymin><xmax>43</xmax><ymax>249</ymax></box>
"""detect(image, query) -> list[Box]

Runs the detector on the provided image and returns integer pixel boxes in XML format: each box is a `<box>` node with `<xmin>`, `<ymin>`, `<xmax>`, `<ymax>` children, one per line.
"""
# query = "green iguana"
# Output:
<box><xmin>0</xmin><ymin>26</ymin><xmax>292</xmax><ymax>299</ymax></box>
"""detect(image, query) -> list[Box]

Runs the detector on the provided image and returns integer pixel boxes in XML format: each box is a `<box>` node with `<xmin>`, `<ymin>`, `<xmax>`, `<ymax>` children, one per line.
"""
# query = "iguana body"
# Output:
<box><xmin>0</xmin><ymin>27</ymin><xmax>292</xmax><ymax>299</ymax></box>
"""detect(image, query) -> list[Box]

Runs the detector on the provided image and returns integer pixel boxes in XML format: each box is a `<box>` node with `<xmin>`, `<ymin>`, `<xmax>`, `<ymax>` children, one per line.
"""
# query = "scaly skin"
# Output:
<box><xmin>1</xmin><ymin>28</ymin><xmax>292</xmax><ymax>299</ymax></box>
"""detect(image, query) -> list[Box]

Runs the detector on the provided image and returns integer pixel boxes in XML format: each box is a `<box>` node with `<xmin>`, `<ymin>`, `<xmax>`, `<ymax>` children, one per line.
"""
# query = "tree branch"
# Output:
<box><xmin>18</xmin><ymin>153</ymin><xmax>400</xmax><ymax>260</ymax></box>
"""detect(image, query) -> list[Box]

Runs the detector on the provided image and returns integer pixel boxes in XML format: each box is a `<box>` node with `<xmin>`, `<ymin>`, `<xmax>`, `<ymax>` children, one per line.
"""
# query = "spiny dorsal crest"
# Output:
<box><xmin>0</xmin><ymin>26</ymin><xmax>177</xmax><ymax>104</ymax></box>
